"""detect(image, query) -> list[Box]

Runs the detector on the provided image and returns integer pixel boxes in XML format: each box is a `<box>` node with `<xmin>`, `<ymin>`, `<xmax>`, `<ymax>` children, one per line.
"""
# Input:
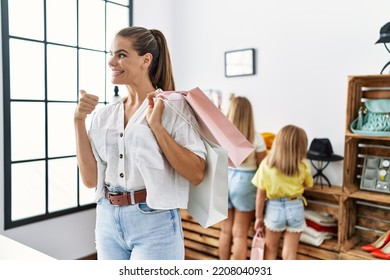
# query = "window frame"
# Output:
<box><xmin>2</xmin><ymin>0</ymin><xmax>133</xmax><ymax>230</ymax></box>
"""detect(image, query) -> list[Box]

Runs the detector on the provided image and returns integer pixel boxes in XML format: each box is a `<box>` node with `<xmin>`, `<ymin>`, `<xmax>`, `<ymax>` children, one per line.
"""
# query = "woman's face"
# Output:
<box><xmin>108</xmin><ymin>36</ymin><xmax>147</xmax><ymax>85</ymax></box>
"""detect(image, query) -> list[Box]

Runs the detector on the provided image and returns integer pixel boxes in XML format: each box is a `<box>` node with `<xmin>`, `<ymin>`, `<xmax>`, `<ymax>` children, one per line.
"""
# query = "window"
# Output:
<box><xmin>2</xmin><ymin>0</ymin><xmax>132</xmax><ymax>229</ymax></box>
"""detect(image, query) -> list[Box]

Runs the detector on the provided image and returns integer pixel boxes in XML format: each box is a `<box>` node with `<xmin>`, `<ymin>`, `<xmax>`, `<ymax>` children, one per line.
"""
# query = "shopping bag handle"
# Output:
<box><xmin>156</xmin><ymin>90</ymin><xmax>220</xmax><ymax>147</ymax></box>
<box><xmin>156</xmin><ymin>91</ymin><xmax>203</xmax><ymax>136</ymax></box>
<box><xmin>156</xmin><ymin>89</ymin><xmax>189</xmax><ymax>97</ymax></box>
<box><xmin>255</xmin><ymin>228</ymin><xmax>265</xmax><ymax>238</ymax></box>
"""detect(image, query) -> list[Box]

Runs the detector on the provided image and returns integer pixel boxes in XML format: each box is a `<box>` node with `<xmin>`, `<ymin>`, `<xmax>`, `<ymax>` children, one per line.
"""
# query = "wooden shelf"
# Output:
<box><xmin>305</xmin><ymin>184</ymin><xmax>343</xmax><ymax>196</ymax></box>
<box><xmin>345</xmin><ymin>131</ymin><xmax>390</xmax><ymax>141</ymax></box>
<box><xmin>297</xmin><ymin>238</ymin><xmax>340</xmax><ymax>260</ymax></box>
<box><xmin>347</xmin><ymin>189</ymin><xmax>390</xmax><ymax>204</ymax></box>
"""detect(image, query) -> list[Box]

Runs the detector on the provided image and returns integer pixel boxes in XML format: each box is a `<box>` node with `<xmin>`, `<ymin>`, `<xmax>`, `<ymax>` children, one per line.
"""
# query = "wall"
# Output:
<box><xmin>1</xmin><ymin>0</ymin><xmax>390</xmax><ymax>259</ymax></box>
<box><xmin>161</xmin><ymin>0</ymin><xmax>390</xmax><ymax>186</ymax></box>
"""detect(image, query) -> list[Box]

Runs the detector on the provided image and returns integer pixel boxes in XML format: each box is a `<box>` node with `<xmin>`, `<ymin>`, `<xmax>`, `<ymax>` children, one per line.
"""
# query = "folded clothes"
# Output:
<box><xmin>303</xmin><ymin>225</ymin><xmax>334</xmax><ymax>239</ymax></box>
<box><xmin>304</xmin><ymin>210</ymin><xmax>337</xmax><ymax>226</ymax></box>
<box><xmin>300</xmin><ymin>231</ymin><xmax>333</xmax><ymax>246</ymax></box>
<box><xmin>305</xmin><ymin>219</ymin><xmax>337</xmax><ymax>234</ymax></box>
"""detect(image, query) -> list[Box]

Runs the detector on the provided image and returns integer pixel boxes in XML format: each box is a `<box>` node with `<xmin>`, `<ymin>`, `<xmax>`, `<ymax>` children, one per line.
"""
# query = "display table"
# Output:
<box><xmin>0</xmin><ymin>234</ymin><xmax>55</xmax><ymax>260</ymax></box>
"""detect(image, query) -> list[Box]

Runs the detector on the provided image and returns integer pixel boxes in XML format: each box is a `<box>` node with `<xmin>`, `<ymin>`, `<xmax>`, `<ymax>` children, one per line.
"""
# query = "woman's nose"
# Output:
<box><xmin>108</xmin><ymin>56</ymin><xmax>116</xmax><ymax>67</ymax></box>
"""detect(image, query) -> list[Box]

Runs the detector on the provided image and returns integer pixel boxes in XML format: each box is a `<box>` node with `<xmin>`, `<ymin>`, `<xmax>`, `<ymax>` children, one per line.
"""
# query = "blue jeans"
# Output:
<box><xmin>264</xmin><ymin>197</ymin><xmax>306</xmax><ymax>233</ymax></box>
<box><xmin>95</xmin><ymin>198</ymin><xmax>184</xmax><ymax>260</ymax></box>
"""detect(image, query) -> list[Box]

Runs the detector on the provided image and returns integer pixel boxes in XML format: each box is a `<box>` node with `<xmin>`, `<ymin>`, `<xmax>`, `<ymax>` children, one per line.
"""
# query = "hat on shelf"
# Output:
<box><xmin>375</xmin><ymin>22</ymin><xmax>390</xmax><ymax>44</ymax></box>
<box><xmin>307</xmin><ymin>138</ymin><xmax>343</xmax><ymax>162</ymax></box>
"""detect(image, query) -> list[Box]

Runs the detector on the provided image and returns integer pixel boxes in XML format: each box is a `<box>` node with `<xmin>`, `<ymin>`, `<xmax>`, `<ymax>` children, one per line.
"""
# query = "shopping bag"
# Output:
<box><xmin>183</xmin><ymin>87</ymin><xmax>254</xmax><ymax>168</ymax></box>
<box><xmin>250</xmin><ymin>229</ymin><xmax>265</xmax><ymax>260</ymax></box>
<box><xmin>156</xmin><ymin>88</ymin><xmax>254</xmax><ymax>167</ymax></box>
<box><xmin>186</xmin><ymin>138</ymin><xmax>228</xmax><ymax>228</ymax></box>
<box><xmin>158</xmin><ymin>93</ymin><xmax>229</xmax><ymax>228</ymax></box>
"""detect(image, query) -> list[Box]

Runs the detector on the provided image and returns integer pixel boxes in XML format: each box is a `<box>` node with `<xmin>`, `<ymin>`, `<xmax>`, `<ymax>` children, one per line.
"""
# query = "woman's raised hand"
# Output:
<box><xmin>75</xmin><ymin>90</ymin><xmax>99</xmax><ymax>120</ymax></box>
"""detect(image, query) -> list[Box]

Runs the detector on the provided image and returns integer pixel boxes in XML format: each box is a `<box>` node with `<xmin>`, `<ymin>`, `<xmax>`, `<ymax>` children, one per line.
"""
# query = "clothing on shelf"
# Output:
<box><xmin>300</xmin><ymin>210</ymin><xmax>338</xmax><ymax>246</ymax></box>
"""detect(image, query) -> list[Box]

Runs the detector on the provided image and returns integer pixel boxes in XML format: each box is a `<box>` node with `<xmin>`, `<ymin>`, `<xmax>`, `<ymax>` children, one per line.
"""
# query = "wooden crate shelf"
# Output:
<box><xmin>296</xmin><ymin>239</ymin><xmax>340</xmax><ymax>260</ymax></box>
<box><xmin>340</xmin><ymin>75</ymin><xmax>390</xmax><ymax>260</ymax></box>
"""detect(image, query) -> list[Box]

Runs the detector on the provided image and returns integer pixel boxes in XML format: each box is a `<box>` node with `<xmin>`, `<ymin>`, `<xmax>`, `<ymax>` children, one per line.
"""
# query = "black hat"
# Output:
<box><xmin>307</xmin><ymin>138</ymin><xmax>343</xmax><ymax>162</ymax></box>
<box><xmin>375</xmin><ymin>22</ymin><xmax>390</xmax><ymax>44</ymax></box>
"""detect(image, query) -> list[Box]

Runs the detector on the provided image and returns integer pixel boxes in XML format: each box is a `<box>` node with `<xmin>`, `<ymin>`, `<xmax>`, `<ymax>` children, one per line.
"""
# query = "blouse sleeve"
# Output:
<box><xmin>254</xmin><ymin>132</ymin><xmax>267</xmax><ymax>153</ymax></box>
<box><xmin>251</xmin><ymin>160</ymin><xmax>269</xmax><ymax>190</ymax></box>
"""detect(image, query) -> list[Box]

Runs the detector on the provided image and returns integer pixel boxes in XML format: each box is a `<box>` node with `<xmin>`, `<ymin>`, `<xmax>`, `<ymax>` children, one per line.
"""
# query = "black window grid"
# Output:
<box><xmin>2</xmin><ymin>0</ymin><xmax>133</xmax><ymax>229</ymax></box>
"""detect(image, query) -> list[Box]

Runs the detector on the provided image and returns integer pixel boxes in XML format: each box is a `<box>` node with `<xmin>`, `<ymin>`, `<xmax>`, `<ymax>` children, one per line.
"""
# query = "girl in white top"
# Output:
<box><xmin>218</xmin><ymin>96</ymin><xmax>267</xmax><ymax>260</ymax></box>
<box><xmin>74</xmin><ymin>26</ymin><xmax>206</xmax><ymax>260</ymax></box>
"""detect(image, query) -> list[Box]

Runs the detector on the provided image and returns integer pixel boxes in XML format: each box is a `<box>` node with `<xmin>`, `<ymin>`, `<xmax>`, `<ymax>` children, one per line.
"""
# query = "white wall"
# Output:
<box><xmin>1</xmin><ymin>0</ymin><xmax>390</xmax><ymax>259</ymax></box>
<box><xmin>136</xmin><ymin>0</ymin><xmax>390</xmax><ymax>187</ymax></box>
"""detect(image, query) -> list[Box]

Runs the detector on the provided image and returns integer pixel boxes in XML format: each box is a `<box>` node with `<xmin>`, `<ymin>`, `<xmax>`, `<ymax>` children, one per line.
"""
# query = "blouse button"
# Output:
<box><xmin>119</xmin><ymin>154</ymin><xmax>123</xmax><ymax>159</ymax></box>
<box><xmin>120</xmin><ymin>132</ymin><xmax>123</xmax><ymax>137</ymax></box>
<box><xmin>119</xmin><ymin>173</ymin><xmax>124</xmax><ymax>178</ymax></box>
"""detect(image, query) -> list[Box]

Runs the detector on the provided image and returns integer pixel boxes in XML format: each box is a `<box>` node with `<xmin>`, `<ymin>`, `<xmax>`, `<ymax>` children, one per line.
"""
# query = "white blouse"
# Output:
<box><xmin>88</xmin><ymin>93</ymin><xmax>207</xmax><ymax>209</ymax></box>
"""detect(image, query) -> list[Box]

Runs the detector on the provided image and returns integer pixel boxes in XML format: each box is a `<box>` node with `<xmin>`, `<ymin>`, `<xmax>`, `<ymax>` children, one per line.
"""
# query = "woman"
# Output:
<box><xmin>218</xmin><ymin>96</ymin><xmax>266</xmax><ymax>260</ymax></box>
<box><xmin>252</xmin><ymin>125</ymin><xmax>313</xmax><ymax>260</ymax></box>
<box><xmin>74</xmin><ymin>26</ymin><xmax>206</xmax><ymax>260</ymax></box>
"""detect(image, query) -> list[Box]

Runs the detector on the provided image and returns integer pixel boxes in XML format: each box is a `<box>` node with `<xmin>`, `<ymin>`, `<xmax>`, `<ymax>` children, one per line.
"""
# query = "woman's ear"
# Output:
<box><xmin>142</xmin><ymin>53</ymin><xmax>153</xmax><ymax>68</ymax></box>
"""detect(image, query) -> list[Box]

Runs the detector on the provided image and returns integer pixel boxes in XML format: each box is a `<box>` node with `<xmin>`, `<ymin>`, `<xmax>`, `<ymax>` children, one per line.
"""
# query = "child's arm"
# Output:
<box><xmin>303</xmin><ymin>161</ymin><xmax>314</xmax><ymax>188</ymax></box>
<box><xmin>254</xmin><ymin>188</ymin><xmax>267</xmax><ymax>231</ymax></box>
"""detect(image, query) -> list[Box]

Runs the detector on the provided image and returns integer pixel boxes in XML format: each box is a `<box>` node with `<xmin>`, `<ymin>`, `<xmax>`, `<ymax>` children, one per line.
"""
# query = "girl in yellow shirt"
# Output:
<box><xmin>251</xmin><ymin>125</ymin><xmax>313</xmax><ymax>260</ymax></box>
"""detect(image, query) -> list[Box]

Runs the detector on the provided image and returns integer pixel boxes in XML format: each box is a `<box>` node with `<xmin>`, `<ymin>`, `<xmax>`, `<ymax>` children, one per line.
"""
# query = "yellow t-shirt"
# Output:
<box><xmin>251</xmin><ymin>160</ymin><xmax>313</xmax><ymax>199</ymax></box>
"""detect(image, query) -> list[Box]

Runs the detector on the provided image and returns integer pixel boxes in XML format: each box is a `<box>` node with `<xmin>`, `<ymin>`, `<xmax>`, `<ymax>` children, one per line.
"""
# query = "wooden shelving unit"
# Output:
<box><xmin>341</xmin><ymin>74</ymin><xmax>390</xmax><ymax>259</ymax></box>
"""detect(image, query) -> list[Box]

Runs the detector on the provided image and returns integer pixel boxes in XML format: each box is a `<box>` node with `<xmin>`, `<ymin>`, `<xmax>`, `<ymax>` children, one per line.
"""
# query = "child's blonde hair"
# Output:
<box><xmin>266</xmin><ymin>124</ymin><xmax>308</xmax><ymax>176</ymax></box>
<box><xmin>226</xmin><ymin>96</ymin><xmax>255</xmax><ymax>144</ymax></box>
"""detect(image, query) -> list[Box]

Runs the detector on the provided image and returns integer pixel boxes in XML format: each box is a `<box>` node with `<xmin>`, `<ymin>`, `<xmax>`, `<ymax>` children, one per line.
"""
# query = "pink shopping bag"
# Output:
<box><xmin>183</xmin><ymin>88</ymin><xmax>254</xmax><ymax>167</ymax></box>
<box><xmin>250</xmin><ymin>229</ymin><xmax>265</xmax><ymax>260</ymax></box>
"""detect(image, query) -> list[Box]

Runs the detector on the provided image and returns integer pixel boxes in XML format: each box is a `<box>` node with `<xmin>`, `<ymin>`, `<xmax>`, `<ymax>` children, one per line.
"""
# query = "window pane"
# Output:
<box><xmin>8</xmin><ymin>0</ymin><xmax>44</xmax><ymax>40</ymax></box>
<box><xmin>47</xmin><ymin>45</ymin><xmax>77</xmax><ymax>101</ymax></box>
<box><xmin>12</xmin><ymin>161</ymin><xmax>46</xmax><ymax>221</ymax></box>
<box><xmin>79</xmin><ymin>0</ymin><xmax>105</xmax><ymax>50</ymax></box>
<box><xmin>48</xmin><ymin>103</ymin><xmax>76</xmax><ymax>157</ymax></box>
<box><xmin>48</xmin><ymin>158</ymin><xmax>78</xmax><ymax>212</ymax></box>
<box><xmin>10</xmin><ymin>39</ymin><xmax>45</xmax><ymax>100</ymax></box>
<box><xmin>46</xmin><ymin>0</ymin><xmax>77</xmax><ymax>45</ymax></box>
<box><xmin>11</xmin><ymin>102</ymin><xmax>45</xmax><ymax>161</ymax></box>
<box><xmin>79</xmin><ymin>49</ymin><xmax>106</xmax><ymax>101</ymax></box>
<box><xmin>106</xmin><ymin>3</ymin><xmax>130</xmax><ymax>50</ymax></box>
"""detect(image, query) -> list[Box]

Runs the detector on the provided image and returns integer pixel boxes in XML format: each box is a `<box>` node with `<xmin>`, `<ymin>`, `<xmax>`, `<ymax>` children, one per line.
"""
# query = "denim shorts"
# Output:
<box><xmin>227</xmin><ymin>169</ymin><xmax>257</xmax><ymax>212</ymax></box>
<box><xmin>264</xmin><ymin>197</ymin><xmax>306</xmax><ymax>233</ymax></box>
<box><xmin>95</xmin><ymin>198</ymin><xmax>184</xmax><ymax>260</ymax></box>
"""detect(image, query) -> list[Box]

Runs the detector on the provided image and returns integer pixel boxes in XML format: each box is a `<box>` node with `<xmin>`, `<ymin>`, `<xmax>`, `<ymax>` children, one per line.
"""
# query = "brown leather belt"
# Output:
<box><xmin>105</xmin><ymin>187</ymin><xmax>147</xmax><ymax>206</ymax></box>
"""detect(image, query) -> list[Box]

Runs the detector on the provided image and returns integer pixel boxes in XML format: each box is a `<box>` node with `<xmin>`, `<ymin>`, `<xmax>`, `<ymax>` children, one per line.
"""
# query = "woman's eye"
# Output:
<box><xmin>118</xmin><ymin>54</ymin><xmax>126</xmax><ymax>58</ymax></box>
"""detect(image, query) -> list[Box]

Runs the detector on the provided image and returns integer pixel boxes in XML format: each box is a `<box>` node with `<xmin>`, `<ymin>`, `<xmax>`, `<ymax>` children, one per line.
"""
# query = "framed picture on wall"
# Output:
<box><xmin>224</xmin><ymin>48</ymin><xmax>256</xmax><ymax>77</ymax></box>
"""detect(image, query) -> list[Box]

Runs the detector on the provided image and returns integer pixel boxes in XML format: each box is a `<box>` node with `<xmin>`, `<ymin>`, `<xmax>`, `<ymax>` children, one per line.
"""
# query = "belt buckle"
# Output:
<box><xmin>290</xmin><ymin>196</ymin><xmax>298</xmax><ymax>201</ymax></box>
<box><xmin>108</xmin><ymin>191</ymin><xmax>122</xmax><ymax>206</ymax></box>
<box><xmin>108</xmin><ymin>191</ymin><xmax>121</xmax><ymax>197</ymax></box>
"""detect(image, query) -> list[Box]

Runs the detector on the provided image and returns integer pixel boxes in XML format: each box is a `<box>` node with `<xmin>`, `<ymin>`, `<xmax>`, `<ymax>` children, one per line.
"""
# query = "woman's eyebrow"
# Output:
<box><xmin>111</xmin><ymin>49</ymin><xmax>129</xmax><ymax>54</ymax></box>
